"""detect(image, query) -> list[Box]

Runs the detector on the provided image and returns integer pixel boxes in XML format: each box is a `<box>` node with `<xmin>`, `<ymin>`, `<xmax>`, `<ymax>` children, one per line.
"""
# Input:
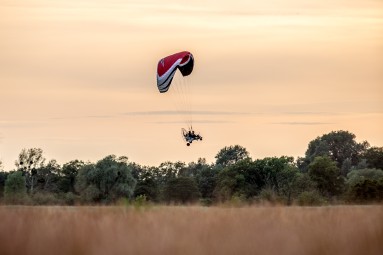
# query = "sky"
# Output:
<box><xmin>1</xmin><ymin>0</ymin><xmax>382</xmax><ymax>170</ymax></box>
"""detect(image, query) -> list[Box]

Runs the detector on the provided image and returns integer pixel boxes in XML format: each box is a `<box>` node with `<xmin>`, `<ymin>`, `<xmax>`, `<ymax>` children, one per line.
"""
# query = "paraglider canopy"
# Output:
<box><xmin>156</xmin><ymin>51</ymin><xmax>194</xmax><ymax>93</ymax></box>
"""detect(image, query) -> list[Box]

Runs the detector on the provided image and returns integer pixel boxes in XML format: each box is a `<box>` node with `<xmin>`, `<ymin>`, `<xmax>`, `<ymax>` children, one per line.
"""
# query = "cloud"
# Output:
<box><xmin>49</xmin><ymin>115</ymin><xmax>116</xmax><ymax>120</ymax></box>
<box><xmin>86</xmin><ymin>115</ymin><xmax>115</xmax><ymax>119</ymax></box>
<box><xmin>0</xmin><ymin>120</ymin><xmax>46</xmax><ymax>128</ymax></box>
<box><xmin>48</xmin><ymin>109</ymin><xmax>349</xmax><ymax>121</ymax></box>
<box><xmin>45</xmin><ymin>111</ymin><xmax>250</xmax><ymax>122</ymax></box>
<box><xmin>281</xmin><ymin>111</ymin><xmax>337</xmax><ymax>115</ymax></box>
<box><xmin>150</xmin><ymin>120</ymin><xmax>235</xmax><ymax>124</ymax></box>
<box><xmin>123</xmin><ymin>110</ymin><xmax>251</xmax><ymax>116</ymax></box>
<box><xmin>271</xmin><ymin>122</ymin><xmax>334</xmax><ymax>125</ymax></box>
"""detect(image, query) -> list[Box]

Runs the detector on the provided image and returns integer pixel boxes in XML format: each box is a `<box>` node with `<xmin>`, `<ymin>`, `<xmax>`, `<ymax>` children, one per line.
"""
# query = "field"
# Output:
<box><xmin>0</xmin><ymin>205</ymin><xmax>382</xmax><ymax>255</ymax></box>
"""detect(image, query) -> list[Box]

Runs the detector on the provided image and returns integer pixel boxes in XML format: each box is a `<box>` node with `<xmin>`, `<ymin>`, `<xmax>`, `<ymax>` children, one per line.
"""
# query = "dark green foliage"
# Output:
<box><xmin>297</xmin><ymin>191</ymin><xmax>325</xmax><ymax>206</ymax></box>
<box><xmin>214</xmin><ymin>157</ymin><xmax>268</xmax><ymax>202</ymax></box>
<box><xmin>254</xmin><ymin>156</ymin><xmax>295</xmax><ymax>193</ymax></box>
<box><xmin>133</xmin><ymin>159</ymin><xmax>212</xmax><ymax>203</ymax></box>
<box><xmin>163</xmin><ymin>177</ymin><xmax>200</xmax><ymax>204</ymax></box>
<box><xmin>4</xmin><ymin>171</ymin><xmax>27</xmax><ymax>203</ymax></box>
<box><xmin>180</xmin><ymin>158</ymin><xmax>209</xmax><ymax>177</ymax></box>
<box><xmin>308</xmin><ymin>156</ymin><xmax>344</xmax><ymax>197</ymax></box>
<box><xmin>249</xmin><ymin>156</ymin><xmax>300</xmax><ymax>203</ymax></box>
<box><xmin>215</xmin><ymin>145</ymin><xmax>249</xmax><ymax>167</ymax></box>
<box><xmin>156</xmin><ymin>161</ymin><xmax>185</xmax><ymax>187</ymax></box>
<box><xmin>132</xmin><ymin>165</ymin><xmax>160</xmax><ymax>202</ymax></box>
<box><xmin>61</xmin><ymin>192</ymin><xmax>77</xmax><ymax>205</ymax></box>
<box><xmin>75</xmin><ymin>155</ymin><xmax>136</xmax><ymax>204</ymax></box>
<box><xmin>195</xmin><ymin>165</ymin><xmax>217</xmax><ymax>200</ymax></box>
<box><xmin>29</xmin><ymin>191</ymin><xmax>79</xmax><ymax>205</ymax></box>
<box><xmin>58</xmin><ymin>160</ymin><xmax>84</xmax><ymax>193</ymax></box>
<box><xmin>34</xmin><ymin>159</ymin><xmax>61</xmax><ymax>193</ymax></box>
<box><xmin>276</xmin><ymin>165</ymin><xmax>300</xmax><ymax>204</ymax></box>
<box><xmin>293</xmin><ymin>173</ymin><xmax>316</xmax><ymax>195</ymax></box>
<box><xmin>341</xmin><ymin>158</ymin><xmax>352</xmax><ymax>176</ymax></box>
<box><xmin>0</xmin><ymin>171</ymin><xmax>9</xmax><ymax>199</ymax></box>
<box><xmin>346</xmin><ymin>168</ymin><xmax>383</xmax><ymax>202</ymax></box>
<box><xmin>259</xmin><ymin>188</ymin><xmax>279</xmax><ymax>204</ymax></box>
<box><xmin>132</xmin><ymin>195</ymin><xmax>149</xmax><ymax>208</ymax></box>
<box><xmin>1</xmin><ymin>130</ymin><xmax>382</xmax><ymax>206</ymax></box>
<box><xmin>31</xmin><ymin>192</ymin><xmax>60</xmax><ymax>205</ymax></box>
<box><xmin>214</xmin><ymin>163</ymin><xmax>247</xmax><ymax>201</ymax></box>
<box><xmin>301</xmin><ymin>130</ymin><xmax>369</xmax><ymax>172</ymax></box>
<box><xmin>347</xmin><ymin>168</ymin><xmax>383</xmax><ymax>187</ymax></box>
<box><xmin>214</xmin><ymin>157</ymin><xmax>300</xmax><ymax>204</ymax></box>
<box><xmin>348</xmin><ymin>179</ymin><xmax>383</xmax><ymax>202</ymax></box>
<box><xmin>363</xmin><ymin>147</ymin><xmax>383</xmax><ymax>170</ymax></box>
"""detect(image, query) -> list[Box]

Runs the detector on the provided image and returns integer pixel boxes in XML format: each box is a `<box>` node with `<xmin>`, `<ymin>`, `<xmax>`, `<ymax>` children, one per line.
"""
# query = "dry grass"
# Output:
<box><xmin>0</xmin><ymin>205</ymin><xmax>382</xmax><ymax>255</ymax></box>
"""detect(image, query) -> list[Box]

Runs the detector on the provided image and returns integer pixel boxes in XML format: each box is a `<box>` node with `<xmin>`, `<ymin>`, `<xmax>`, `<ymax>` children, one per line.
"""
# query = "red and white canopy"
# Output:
<box><xmin>156</xmin><ymin>51</ymin><xmax>194</xmax><ymax>93</ymax></box>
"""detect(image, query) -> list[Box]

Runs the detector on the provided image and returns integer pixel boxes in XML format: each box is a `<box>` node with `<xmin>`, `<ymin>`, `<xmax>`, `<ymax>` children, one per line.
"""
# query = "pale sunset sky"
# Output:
<box><xmin>1</xmin><ymin>0</ymin><xmax>382</xmax><ymax>170</ymax></box>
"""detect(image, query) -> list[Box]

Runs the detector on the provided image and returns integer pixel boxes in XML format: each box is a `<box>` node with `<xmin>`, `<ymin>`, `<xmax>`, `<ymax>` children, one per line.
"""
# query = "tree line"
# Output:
<box><xmin>0</xmin><ymin>130</ymin><xmax>382</xmax><ymax>205</ymax></box>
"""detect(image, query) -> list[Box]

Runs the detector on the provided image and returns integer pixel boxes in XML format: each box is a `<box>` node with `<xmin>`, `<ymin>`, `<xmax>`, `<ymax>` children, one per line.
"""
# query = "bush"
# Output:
<box><xmin>199</xmin><ymin>198</ymin><xmax>213</xmax><ymax>206</ymax></box>
<box><xmin>163</xmin><ymin>177</ymin><xmax>200</xmax><ymax>204</ymax></box>
<box><xmin>4</xmin><ymin>171</ymin><xmax>29</xmax><ymax>204</ymax></box>
<box><xmin>346</xmin><ymin>169</ymin><xmax>383</xmax><ymax>187</ymax></box>
<box><xmin>133</xmin><ymin>194</ymin><xmax>148</xmax><ymax>208</ymax></box>
<box><xmin>54</xmin><ymin>192</ymin><xmax>79</xmax><ymax>205</ymax></box>
<box><xmin>258</xmin><ymin>188</ymin><xmax>279</xmax><ymax>204</ymax></box>
<box><xmin>62</xmin><ymin>192</ymin><xmax>78</xmax><ymax>205</ymax></box>
<box><xmin>297</xmin><ymin>191</ymin><xmax>325</xmax><ymax>206</ymax></box>
<box><xmin>347</xmin><ymin>178</ymin><xmax>383</xmax><ymax>202</ymax></box>
<box><xmin>4</xmin><ymin>193</ymin><xmax>30</xmax><ymax>205</ymax></box>
<box><xmin>32</xmin><ymin>192</ymin><xmax>61</xmax><ymax>205</ymax></box>
<box><xmin>226</xmin><ymin>194</ymin><xmax>247</xmax><ymax>207</ymax></box>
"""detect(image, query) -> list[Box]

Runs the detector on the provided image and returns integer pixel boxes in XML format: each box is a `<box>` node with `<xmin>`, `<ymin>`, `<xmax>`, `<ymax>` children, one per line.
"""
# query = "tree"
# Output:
<box><xmin>308</xmin><ymin>156</ymin><xmax>344</xmax><ymax>197</ymax></box>
<box><xmin>293</xmin><ymin>173</ymin><xmax>316</xmax><ymax>196</ymax></box>
<box><xmin>34</xmin><ymin>159</ymin><xmax>61</xmax><ymax>193</ymax></box>
<box><xmin>15</xmin><ymin>148</ymin><xmax>46</xmax><ymax>172</ymax></box>
<box><xmin>163</xmin><ymin>177</ymin><xmax>200</xmax><ymax>204</ymax></box>
<box><xmin>157</xmin><ymin>161</ymin><xmax>185</xmax><ymax>183</ymax></box>
<box><xmin>346</xmin><ymin>168</ymin><xmax>383</xmax><ymax>187</ymax></box>
<box><xmin>276</xmin><ymin>165</ymin><xmax>300</xmax><ymax>205</ymax></box>
<box><xmin>301</xmin><ymin>131</ymin><xmax>369</xmax><ymax>171</ymax></box>
<box><xmin>213</xmin><ymin>157</ymin><xmax>298</xmax><ymax>203</ymax></box>
<box><xmin>195</xmin><ymin>163</ymin><xmax>217</xmax><ymax>200</ymax></box>
<box><xmin>236</xmin><ymin>158</ymin><xmax>265</xmax><ymax>198</ymax></box>
<box><xmin>132</xmin><ymin>164</ymin><xmax>160</xmax><ymax>202</ymax></box>
<box><xmin>341</xmin><ymin>158</ymin><xmax>352</xmax><ymax>176</ymax></box>
<box><xmin>348</xmin><ymin>179</ymin><xmax>383</xmax><ymax>202</ymax></box>
<box><xmin>215</xmin><ymin>145</ymin><xmax>250</xmax><ymax>167</ymax></box>
<box><xmin>250</xmin><ymin>157</ymin><xmax>304</xmax><ymax>204</ymax></box>
<box><xmin>214</xmin><ymin>162</ymin><xmax>247</xmax><ymax>201</ymax></box>
<box><xmin>179</xmin><ymin>158</ymin><xmax>209</xmax><ymax>177</ymax></box>
<box><xmin>363</xmin><ymin>147</ymin><xmax>383</xmax><ymax>170</ymax></box>
<box><xmin>0</xmin><ymin>171</ymin><xmax>9</xmax><ymax>199</ymax></box>
<box><xmin>15</xmin><ymin>148</ymin><xmax>46</xmax><ymax>193</ymax></box>
<box><xmin>4</xmin><ymin>171</ymin><xmax>27</xmax><ymax>203</ymax></box>
<box><xmin>255</xmin><ymin>156</ymin><xmax>295</xmax><ymax>193</ymax></box>
<box><xmin>346</xmin><ymin>168</ymin><xmax>383</xmax><ymax>202</ymax></box>
<box><xmin>58</xmin><ymin>160</ymin><xmax>85</xmax><ymax>193</ymax></box>
<box><xmin>75</xmin><ymin>155</ymin><xmax>136</xmax><ymax>204</ymax></box>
